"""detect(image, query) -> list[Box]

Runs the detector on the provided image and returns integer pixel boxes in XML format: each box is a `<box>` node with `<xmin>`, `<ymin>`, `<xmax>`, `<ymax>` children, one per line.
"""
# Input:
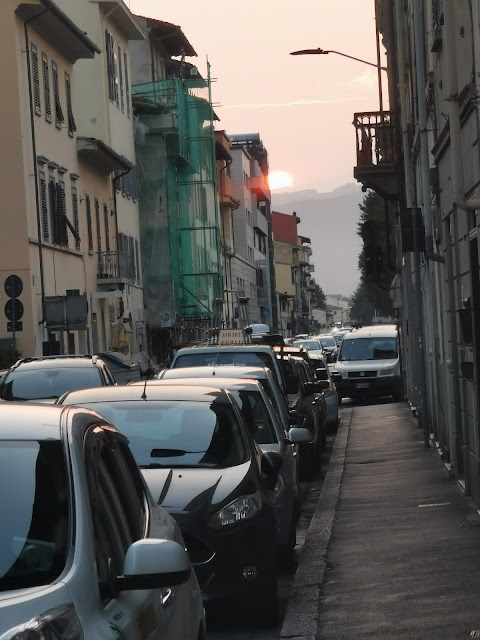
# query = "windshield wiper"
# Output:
<box><xmin>151</xmin><ymin>448</ymin><xmax>207</xmax><ymax>457</ymax></box>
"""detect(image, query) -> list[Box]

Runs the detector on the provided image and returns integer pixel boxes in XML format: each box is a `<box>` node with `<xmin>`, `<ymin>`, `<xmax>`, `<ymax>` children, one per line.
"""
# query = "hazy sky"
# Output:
<box><xmin>128</xmin><ymin>0</ymin><xmax>382</xmax><ymax>194</ymax></box>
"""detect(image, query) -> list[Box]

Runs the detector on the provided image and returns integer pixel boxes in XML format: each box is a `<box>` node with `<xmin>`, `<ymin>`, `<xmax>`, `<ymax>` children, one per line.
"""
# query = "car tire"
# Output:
<box><xmin>278</xmin><ymin>514</ymin><xmax>297</xmax><ymax>569</ymax></box>
<box><xmin>300</xmin><ymin>442</ymin><xmax>316</xmax><ymax>480</ymax></box>
<box><xmin>254</xmin><ymin>574</ymin><xmax>280</xmax><ymax>627</ymax></box>
<box><xmin>338</xmin><ymin>395</ymin><xmax>343</xmax><ymax>405</ymax></box>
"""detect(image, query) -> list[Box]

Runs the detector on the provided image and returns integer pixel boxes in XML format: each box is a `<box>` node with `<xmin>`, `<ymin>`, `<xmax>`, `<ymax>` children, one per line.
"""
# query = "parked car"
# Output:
<box><xmin>309</xmin><ymin>353</ymin><xmax>339</xmax><ymax>430</ymax></box>
<box><xmin>0</xmin><ymin>403</ymin><xmax>205</xmax><ymax>640</ymax></box>
<box><xmin>0</xmin><ymin>355</ymin><xmax>116</xmax><ymax>402</ymax></box>
<box><xmin>276</xmin><ymin>354</ymin><xmax>328</xmax><ymax>479</ymax></box>
<box><xmin>57</xmin><ymin>384</ymin><xmax>282</xmax><ymax>625</ymax></box>
<box><xmin>170</xmin><ymin>344</ymin><xmax>286</xmax><ymax>393</ymax></box>
<box><xmin>159</xmin><ymin>365</ymin><xmax>290</xmax><ymax>436</ymax></box>
<box><xmin>291</xmin><ymin>338</ymin><xmax>325</xmax><ymax>357</ymax></box>
<box><xmin>332</xmin><ymin>324</ymin><xmax>401</xmax><ymax>403</ymax></box>
<box><xmin>138</xmin><ymin>375</ymin><xmax>310</xmax><ymax>562</ymax></box>
<box><xmin>315</xmin><ymin>335</ymin><xmax>339</xmax><ymax>363</ymax></box>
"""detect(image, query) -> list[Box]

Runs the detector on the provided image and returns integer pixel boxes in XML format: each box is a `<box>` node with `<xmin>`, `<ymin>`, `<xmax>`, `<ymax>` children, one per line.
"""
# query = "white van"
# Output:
<box><xmin>332</xmin><ymin>324</ymin><xmax>401</xmax><ymax>402</ymax></box>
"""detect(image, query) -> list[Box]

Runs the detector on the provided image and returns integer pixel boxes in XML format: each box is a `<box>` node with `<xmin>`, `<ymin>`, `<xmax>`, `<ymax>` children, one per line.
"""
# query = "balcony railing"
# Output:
<box><xmin>97</xmin><ymin>251</ymin><xmax>129</xmax><ymax>283</ymax></box>
<box><xmin>353</xmin><ymin>111</ymin><xmax>399</xmax><ymax>199</ymax></box>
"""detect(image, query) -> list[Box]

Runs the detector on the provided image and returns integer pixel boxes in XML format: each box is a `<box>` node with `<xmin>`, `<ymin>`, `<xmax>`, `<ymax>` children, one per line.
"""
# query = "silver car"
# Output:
<box><xmin>309</xmin><ymin>353</ymin><xmax>339</xmax><ymax>429</ymax></box>
<box><xmin>135</xmin><ymin>375</ymin><xmax>310</xmax><ymax>564</ymax></box>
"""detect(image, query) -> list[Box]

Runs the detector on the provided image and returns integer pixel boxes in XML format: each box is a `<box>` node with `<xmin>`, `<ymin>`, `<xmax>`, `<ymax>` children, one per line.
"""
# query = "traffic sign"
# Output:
<box><xmin>7</xmin><ymin>321</ymin><xmax>22</xmax><ymax>332</ymax></box>
<box><xmin>5</xmin><ymin>299</ymin><xmax>24</xmax><ymax>322</ymax></box>
<box><xmin>4</xmin><ymin>275</ymin><xmax>23</xmax><ymax>298</ymax></box>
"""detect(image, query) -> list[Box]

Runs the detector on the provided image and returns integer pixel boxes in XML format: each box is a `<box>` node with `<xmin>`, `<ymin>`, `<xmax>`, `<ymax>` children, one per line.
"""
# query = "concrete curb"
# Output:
<box><xmin>279</xmin><ymin>408</ymin><xmax>352</xmax><ymax>640</ymax></box>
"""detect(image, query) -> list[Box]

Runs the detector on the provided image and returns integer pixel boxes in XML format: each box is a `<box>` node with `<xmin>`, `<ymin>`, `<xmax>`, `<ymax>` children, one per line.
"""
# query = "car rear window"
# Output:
<box><xmin>174</xmin><ymin>351</ymin><xmax>276</xmax><ymax>374</ymax></box>
<box><xmin>0</xmin><ymin>440</ymin><xmax>70</xmax><ymax>591</ymax></box>
<box><xmin>1</xmin><ymin>367</ymin><xmax>103</xmax><ymax>401</ymax></box>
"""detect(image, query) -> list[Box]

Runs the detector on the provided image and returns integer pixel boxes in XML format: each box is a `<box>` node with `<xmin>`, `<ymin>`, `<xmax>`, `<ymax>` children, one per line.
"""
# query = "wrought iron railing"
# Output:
<box><xmin>97</xmin><ymin>251</ymin><xmax>129</xmax><ymax>280</ymax></box>
<box><xmin>354</xmin><ymin>111</ymin><xmax>395</xmax><ymax>168</ymax></box>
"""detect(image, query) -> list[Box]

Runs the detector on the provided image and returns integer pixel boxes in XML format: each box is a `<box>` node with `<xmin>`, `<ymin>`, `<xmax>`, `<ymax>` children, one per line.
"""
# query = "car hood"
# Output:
<box><xmin>141</xmin><ymin>461</ymin><xmax>255</xmax><ymax>516</ymax></box>
<box><xmin>0</xmin><ymin>583</ymin><xmax>70</xmax><ymax>634</ymax></box>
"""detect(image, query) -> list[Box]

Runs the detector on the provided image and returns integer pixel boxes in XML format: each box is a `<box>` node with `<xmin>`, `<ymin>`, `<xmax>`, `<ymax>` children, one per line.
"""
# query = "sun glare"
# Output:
<box><xmin>268</xmin><ymin>170</ymin><xmax>294</xmax><ymax>190</ymax></box>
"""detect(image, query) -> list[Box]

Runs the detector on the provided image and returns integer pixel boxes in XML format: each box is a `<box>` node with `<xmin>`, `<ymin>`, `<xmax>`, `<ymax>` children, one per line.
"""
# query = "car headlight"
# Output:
<box><xmin>379</xmin><ymin>365</ymin><xmax>397</xmax><ymax>376</ymax></box>
<box><xmin>273</xmin><ymin>474</ymin><xmax>285</xmax><ymax>499</ymax></box>
<box><xmin>208</xmin><ymin>493</ymin><xmax>261</xmax><ymax>529</ymax></box>
<box><xmin>3</xmin><ymin>605</ymin><xmax>83</xmax><ymax>640</ymax></box>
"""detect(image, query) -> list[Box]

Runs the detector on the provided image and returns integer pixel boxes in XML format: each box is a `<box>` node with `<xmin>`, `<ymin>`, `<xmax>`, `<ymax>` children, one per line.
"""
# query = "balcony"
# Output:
<box><xmin>218</xmin><ymin>172</ymin><xmax>239</xmax><ymax>209</ymax></box>
<box><xmin>249</xmin><ymin>175</ymin><xmax>271</xmax><ymax>202</ymax></box>
<box><xmin>222</xmin><ymin>236</ymin><xmax>235</xmax><ymax>256</ymax></box>
<box><xmin>97</xmin><ymin>251</ymin><xmax>130</xmax><ymax>287</ymax></box>
<box><xmin>353</xmin><ymin>111</ymin><xmax>400</xmax><ymax>199</ymax></box>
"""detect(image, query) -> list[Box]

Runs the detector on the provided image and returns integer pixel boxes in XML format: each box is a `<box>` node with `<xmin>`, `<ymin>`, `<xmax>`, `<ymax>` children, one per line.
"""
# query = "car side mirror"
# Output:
<box><xmin>316</xmin><ymin>368</ymin><xmax>328</xmax><ymax>381</ymax></box>
<box><xmin>261</xmin><ymin>451</ymin><xmax>283</xmax><ymax>481</ymax></box>
<box><xmin>303</xmin><ymin>381</ymin><xmax>315</xmax><ymax>396</ymax></box>
<box><xmin>316</xmin><ymin>380</ymin><xmax>330</xmax><ymax>391</ymax></box>
<box><xmin>331</xmin><ymin>372</ymin><xmax>341</xmax><ymax>383</ymax></box>
<box><xmin>115</xmin><ymin>539</ymin><xmax>191</xmax><ymax>594</ymax></box>
<box><xmin>287</xmin><ymin>427</ymin><xmax>312</xmax><ymax>444</ymax></box>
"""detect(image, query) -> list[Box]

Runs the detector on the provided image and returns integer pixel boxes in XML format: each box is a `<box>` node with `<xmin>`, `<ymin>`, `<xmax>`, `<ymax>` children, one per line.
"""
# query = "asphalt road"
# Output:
<box><xmin>206</xmin><ymin>420</ymin><xmax>339</xmax><ymax>639</ymax></box>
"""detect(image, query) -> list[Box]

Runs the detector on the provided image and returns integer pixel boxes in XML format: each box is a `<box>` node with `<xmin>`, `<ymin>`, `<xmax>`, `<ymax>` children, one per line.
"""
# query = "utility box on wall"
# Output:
<box><xmin>45</xmin><ymin>294</ymin><xmax>88</xmax><ymax>331</ymax></box>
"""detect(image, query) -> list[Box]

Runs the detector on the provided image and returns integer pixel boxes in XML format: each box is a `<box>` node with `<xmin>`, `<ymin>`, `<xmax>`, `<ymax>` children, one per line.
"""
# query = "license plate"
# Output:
<box><xmin>355</xmin><ymin>382</ymin><xmax>369</xmax><ymax>389</ymax></box>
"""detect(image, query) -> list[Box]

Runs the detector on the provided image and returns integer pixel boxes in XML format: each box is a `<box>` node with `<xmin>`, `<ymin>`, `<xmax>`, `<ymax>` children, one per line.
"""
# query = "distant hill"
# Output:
<box><xmin>271</xmin><ymin>183</ymin><xmax>364</xmax><ymax>297</ymax></box>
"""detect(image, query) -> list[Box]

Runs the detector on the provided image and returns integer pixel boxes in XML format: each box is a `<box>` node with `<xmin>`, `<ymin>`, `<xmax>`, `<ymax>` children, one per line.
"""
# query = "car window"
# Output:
<box><xmin>233</xmin><ymin>390</ymin><xmax>277</xmax><ymax>445</ymax></box>
<box><xmin>174</xmin><ymin>352</ymin><xmax>278</xmax><ymax>378</ymax></box>
<box><xmin>339</xmin><ymin>337</ymin><xmax>398</xmax><ymax>362</ymax></box>
<box><xmin>84</xmin><ymin>428</ymin><xmax>146</xmax><ymax>601</ymax></box>
<box><xmin>0</xmin><ymin>440</ymin><xmax>70</xmax><ymax>591</ymax></box>
<box><xmin>1</xmin><ymin>367</ymin><xmax>103</xmax><ymax>400</ymax></box>
<box><xmin>319</xmin><ymin>337</ymin><xmax>336</xmax><ymax>348</ymax></box>
<box><xmin>292</xmin><ymin>340</ymin><xmax>321</xmax><ymax>350</ymax></box>
<box><xmin>80</xmin><ymin>400</ymin><xmax>248</xmax><ymax>469</ymax></box>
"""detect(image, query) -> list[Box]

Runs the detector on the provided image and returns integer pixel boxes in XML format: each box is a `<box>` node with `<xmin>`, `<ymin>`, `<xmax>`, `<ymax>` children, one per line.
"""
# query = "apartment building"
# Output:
<box><xmin>272</xmin><ymin>211</ymin><xmax>300</xmax><ymax>336</ymax></box>
<box><xmin>229</xmin><ymin>134</ymin><xmax>276</xmax><ymax>329</ymax></box>
<box><xmin>355</xmin><ymin>0</ymin><xmax>480</xmax><ymax>504</ymax></box>
<box><xmin>0</xmin><ymin>0</ymin><xmax>102</xmax><ymax>359</ymax></box>
<box><xmin>130</xmin><ymin>18</ymin><xmax>222</xmax><ymax>359</ymax></box>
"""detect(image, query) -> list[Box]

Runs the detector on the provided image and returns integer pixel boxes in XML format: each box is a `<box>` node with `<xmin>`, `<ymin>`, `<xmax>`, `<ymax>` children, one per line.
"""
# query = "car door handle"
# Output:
<box><xmin>161</xmin><ymin>589</ymin><xmax>173</xmax><ymax>607</ymax></box>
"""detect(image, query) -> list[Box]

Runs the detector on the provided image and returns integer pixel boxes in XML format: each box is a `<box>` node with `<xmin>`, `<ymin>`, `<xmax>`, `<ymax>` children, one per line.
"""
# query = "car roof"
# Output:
<box><xmin>145</xmin><ymin>378</ymin><xmax>263</xmax><ymax>391</ymax></box>
<box><xmin>174</xmin><ymin>345</ymin><xmax>275</xmax><ymax>353</ymax></box>
<box><xmin>59</xmin><ymin>384</ymin><xmax>230</xmax><ymax>404</ymax></box>
<box><xmin>8</xmin><ymin>356</ymin><xmax>104</xmax><ymax>371</ymax></box>
<box><xmin>161</xmin><ymin>366</ymin><xmax>269</xmax><ymax>380</ymax></box>
<box><xmin>0</xmin><ymin>403</ymin><xmax>67</xmax><ymax>439</ymax></box>
<box><xmin>343</xmin><ymin>324</ymin><xmax>398</xmax><ymax>339</ymax></box>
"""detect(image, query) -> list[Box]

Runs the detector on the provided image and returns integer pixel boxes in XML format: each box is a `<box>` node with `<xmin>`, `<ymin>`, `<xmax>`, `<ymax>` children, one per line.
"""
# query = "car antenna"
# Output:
<box><xmin>141</xmin><ymin>377</ymin><xmax>148</xmax><ymax>400</ymax></box>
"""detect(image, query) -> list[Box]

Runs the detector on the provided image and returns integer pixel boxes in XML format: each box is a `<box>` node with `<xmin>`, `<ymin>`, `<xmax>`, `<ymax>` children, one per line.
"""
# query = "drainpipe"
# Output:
<box><xmin>24</xmin><ymin>9</ymin><xmax>49</xmax><ymax>332</ymax></box>
<box><xmin>412</xmin><ymin>0</ymin><xmax>445</xmax><ymax>263</ymax></box>
<box><xmin>444</xmin><ymin>0</ymin><xmax>480</xmax><ymax>210</ymax></box>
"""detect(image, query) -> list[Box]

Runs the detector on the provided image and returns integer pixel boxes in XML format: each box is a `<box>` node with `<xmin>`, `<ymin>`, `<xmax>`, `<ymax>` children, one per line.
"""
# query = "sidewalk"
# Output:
<box><xmin>281</xmin><ymin>401</ymin><xmax>480</xmax><ymax>640</ymax></box>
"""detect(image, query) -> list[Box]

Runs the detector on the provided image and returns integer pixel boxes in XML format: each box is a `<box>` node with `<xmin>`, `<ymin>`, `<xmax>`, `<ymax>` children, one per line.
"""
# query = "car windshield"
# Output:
<box><xmin>77</xmin><ymin>400</ymin><xmax>248</xmax><ymax>469</ymax></box>
<box><xmin>339</xmin><ymin>337</ymin><xmax>398</xmax><ymax>361</ymax></box>
<box><xmin>1</xmin><ymin>367</ymin><xmax>103</xmax><ymax>400</ymax></box>
<box><xmin>0</xmin><ymin>440</ymin><xmax>70</xmax><ymax>591</ymax></box>
<box><xmin>319</xmin><ymin>337</ymin><xmax>336</xmax><ymax>348</ymax></box>
<box><xmin>231</xmin><ymin>390</ymin><xmax>277</xmax><ymax>445</ymax></box>
<box><xmin>292</xmin><ymin>340</ymin><xmax>321</xmax><ymax>350</ymax></box>
<box><xmin>174</xmin><ymin>351</ymin><xmax>275</xmax><ymax>375</ymax></box>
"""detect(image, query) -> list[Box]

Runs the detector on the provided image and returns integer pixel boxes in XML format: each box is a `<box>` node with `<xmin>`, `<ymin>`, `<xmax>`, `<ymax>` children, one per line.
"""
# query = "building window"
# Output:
<box><xmin>128</xmin><ymin>236</ymin><xmax>136</xmax><ymax>281</ymax></box>
<box><xmin>124</xmin><ymin>51</ymin><xmax>130</xmax><ymax>117</ymax></box>
<box><xmin>118</xmin><ymin>45</ymin><xmax>124</xmax><ymax>112</ymax></box>
<box><xmin>65</xmin><ymin>73</ymin><xmax>76</xmax><ymax>135</ymax></box>
<box><xmin>114</xmin><ymin>167</ymin><xmax>138</xmax><ymax>200</ymax></box>
<box><xmin>85</xmin><ymin>194</ymin><xmax>93</xmax><ymax>253</ymax></box>
<box><xmin>38</xmin><ymin>168</ymin><xmax>49</xmax><ymax>241</ymax></box>
<box><xmin>42</xmin><ymin>53</ymin><xmax>51</xmax><ymax>122</ymax></box>
<box><xmin>47</xmin><ymin>175</ymin><xmax>67</xmax><ymax>247</ymax></box>
<box><xmin>135</xmin><ymin>238</ymin><xmax>140</xmax><ymax>283</ymax></box>
<box><xmin>105</xmin><ymin>31</ymin><xmax>118</xmax><ymax>103</ymax></box>
<box><xmin>71</xmin><ymin>184</ymin><xmax>80</xmax><ymax>250</ymax></box>
<box><xmin>31</xmin><ymin>43</ymin><xmax>41</xmax><ymax>115</ymax></box>
<box><xmin>103</xmin><ymin>203</ymin><xmax>110</xmax><ymax>252</ymax></box>
<box><xmin>52</xmin><ymin>62</ymin><xmax>64</xmax><ymax>128</ymax></box>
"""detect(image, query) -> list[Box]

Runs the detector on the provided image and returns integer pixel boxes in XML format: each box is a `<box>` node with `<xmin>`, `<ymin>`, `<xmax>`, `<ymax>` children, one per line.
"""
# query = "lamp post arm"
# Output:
<box><xmin>326</xmin><ymin>49</ymin><xmax>387</xmax><ymax>71</ymax></box>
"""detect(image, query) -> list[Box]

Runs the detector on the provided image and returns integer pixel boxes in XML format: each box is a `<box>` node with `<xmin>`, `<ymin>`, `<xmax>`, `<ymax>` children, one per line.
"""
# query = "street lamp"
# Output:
<box><xmin>289</xmin><ymin>48</ymin><xmax>387</xmax><ymax>71</ymax></box>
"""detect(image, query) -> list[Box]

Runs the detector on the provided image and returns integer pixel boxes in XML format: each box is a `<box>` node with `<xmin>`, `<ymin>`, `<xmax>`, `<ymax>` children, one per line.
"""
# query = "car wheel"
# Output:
<box><xmin>338</xmin><ymin>395</ymin><xmax>343</xmax><ymax>405</ymax></box>
<box><xmin>253</xmin><ymin>574</ymin><xmax>280</xmax><ymax>627</ymax></box>
<box><xmin>299</xmin><ymin>442</ymin><xmax>316</xmax><ymax>480</ymax></box>
<box><xmin>278</xmin><ymin>515</ymin><xmax>297</xmax><ymax>569</ymax></box>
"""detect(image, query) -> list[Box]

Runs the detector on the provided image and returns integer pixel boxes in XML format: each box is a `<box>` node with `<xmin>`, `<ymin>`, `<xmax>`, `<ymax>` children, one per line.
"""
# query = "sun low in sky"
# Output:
<box><xmin>268</xmin><ymin>170</ymin><xmax>294</xmax><ymax>191</ymax></box>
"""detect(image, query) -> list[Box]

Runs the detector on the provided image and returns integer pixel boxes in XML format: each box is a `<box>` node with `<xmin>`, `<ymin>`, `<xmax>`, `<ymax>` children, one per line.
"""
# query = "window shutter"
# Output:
<box><xmin>39</xmin><ymin>170</ymin><xmax>49</xmax><ymax>240</ymax></box>
<box><xmin>42</xmin><ymin>54</ymin><xmax>51</xmax><ymax>122</ymax></box>
<box><xmin>48</xmin><ymin>178</ymin><xmax>58</xmax><ymax>243</ymax></box>
<box><xmin>95</xmin><ymin>196</ymin><xmax>101</xmax><ymax>253</ymax></box>
<box><xmin>124</xmin><ymin>51</ymin><xmax>130</xmax><ymax>117</ymax></box>
<box><xmin>72</xmin><ymin>185</ymin><xmax>80</xmax><ymax>250</ymax></box>
<box><xmin>52</xmin><ymin>62</ymin><xmax>64</xmax><ymax>126</ymax></box>
<box><xmin>31</xmin><ymin>44</ymin><xmax>41</xmax><ymax>115</ymax></box>
<box><xmin>118</xmin><ymin>45</ymin><xmax>124</xmax><ymax>112</ymax></box>
<box><xmin>103</xmin><ymin>203</ymin><xmax>110</xmax><ymax>252</ymax></box>
<box><xmin>128</xmin><ymin>235</ymin><xmax>135</xmax><ymax>280</ymax></box>
<box><xmin>85</xmin><ymin>194</ymin><xmax>93</xmax><ymax>252</ymax></box>
<box><xmin>65</xmin><ymin>73</ymin><xmax>76</xmax><ymax>134</ymax></box>
<box><xmin>56</xmin><ymin>182</ymin><xmax>68</xmax><ymax>246</ymax></box>
<box><xmin>135</xmin><ymin>238</ymin><xmax>140</xmax><ymax>282</ymax></box>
